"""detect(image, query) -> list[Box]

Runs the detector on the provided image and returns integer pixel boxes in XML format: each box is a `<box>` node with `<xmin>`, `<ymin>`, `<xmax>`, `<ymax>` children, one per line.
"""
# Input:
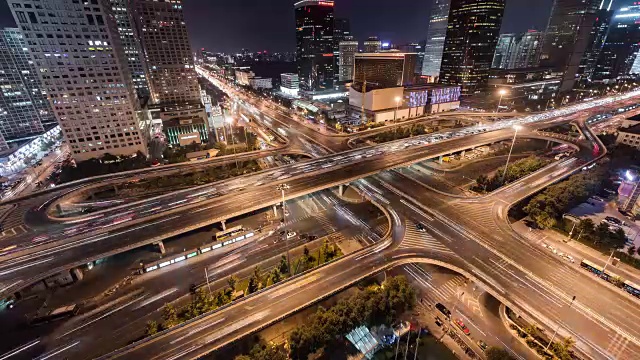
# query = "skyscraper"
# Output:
<box><xmin>333</xmin><ymin>18</ymin><xmax>350</xmax><ymax>81</ymax></box>
<box><xmin>0</xmin><ymin>28</ymin><xmax>55</xmax><ymax>150</ymax></box>
<box><xmin>539</xmin><ymin>0</ymin><xmax>603</xmax><ymax>92</ymax></box>
<box><xmin>439</xmin><ymin>0</ymin><xmax>506</xmax><ymax>95</ymax></box>
<box><xmin>579</xmin><ymin>2</ymin><xmax>613</xmax><ymax>81</ymax></box>
<box><xmin>492</xmin><ymin>31</ymin><xmax>542</xmax><ymax>69</ymax></box>
<box><xmin>339</xmin><ymin>39</ymin><xmax>358</xmax><ymax>82</ymax></box>
<box><xmin>7</xmin><ymin>0</ymin><xmax>147</xmax><ymax>161</ymax></box>
<box><xmin>110</xmin><ymin>0</ymin><xmax>149</xmax><ymax>99</ymax></box>
<box><xmin>295</xmin><ymin>0</ymin><xmax>335</xmax><ymax>92</ymax></box>
<box><xmin>422</xmin><ymin>0</ymin><xmax>451</xmax><ymax>79</ymax></box>
<box><xmin>364</xmin><ymin>37</ymin><xmax>382</xmax><ymax>53</ymax></box>
<box><xmin>133</xmin><ymin>0</ymin><xmax>208</xmax><ymax>145</ymax></box>
<box><xmin>593</xmin><ymin>5</ymin><xmax>640</xmax><ymax>79</ymax></box>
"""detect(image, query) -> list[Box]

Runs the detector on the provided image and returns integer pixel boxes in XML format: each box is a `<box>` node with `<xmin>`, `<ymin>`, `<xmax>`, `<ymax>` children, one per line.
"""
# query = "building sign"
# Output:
<box><xmin>408</xmin><ymin>90</ymin><xmax>429</xmax><ymax>108</ymax></box>
<box><xmin>179</xmin><ymin>119</ymin><xmax>193</xmax><ymax>125</ymax></box>
<box><xmin>178</xmin><ymin>132</ymin><xmax>202</xmax><ymax>146</ymax></box>
<box><xmin>431</xmin><ymin>87</ymin><xmax>461</xmax><ymax>105</ymax></box>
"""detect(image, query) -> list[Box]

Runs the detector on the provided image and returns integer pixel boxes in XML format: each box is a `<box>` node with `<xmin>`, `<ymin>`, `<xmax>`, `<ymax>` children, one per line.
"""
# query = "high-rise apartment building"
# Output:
<box><xmin>422</xmin><ymin>0</ymin><xmax>451</xmax><ymax>79</ymax></box>
<box><xmin>110</xmin><ymin>0</ymin><xmax>149</xmax><ymax>99</ymax></box>
<box><xmin>7</xmin><ymin>0</ymin><xmax>147</xmax><ymax>161</ymax></box>
<box><xmin>295</xmin><ymin>0</ymin><xmax>335</xmax><ymax>92</ymax></box>
<box><xmin>439</xmin><ymin>0</ymin><xmax>506</xmax><ymax>95</ymax></box>
<box><xmin>492</xmin><ymin>31</ymin><xmax>542</xmax><ymax>69</ymax></box>
<box><xmin>593</xmin><ymin>5</ymin><xmax>640</xmax><ymax>79</ymax></box>
<box><xmin>363</xmin><ymin>36</ymin><xmax>382</xmax><ymax>53</ymax></box>
<box><xmin>133</xmin><ymin>0</ymin><xmax>208</xmax><ymax>146</ymax></box>
<box><xmin>0</xmin><ymin>28</ymin><xmax>56</xmax><ymax>150</ymax></box>
<box><xmin>539</xmin><ymin>0</ymin><xmax>603</xmax><ymax>92</ymax></box>
<box><xmin>339</xmin><ymin>39</ymin><xmax>358</xmax><ymax>82</ymax></box>
<box><xmin>353</xmin><ymin>52</ymin><xmax>418</xmax><ymax>89</ymax></box>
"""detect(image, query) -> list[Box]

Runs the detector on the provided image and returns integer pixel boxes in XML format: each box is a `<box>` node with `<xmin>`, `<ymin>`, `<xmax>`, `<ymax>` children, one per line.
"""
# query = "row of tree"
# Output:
<box><xmin>570</xmin><ymin>218</ymin><xmax>627</xmax><ymax>250</ymax></box>
<box><xmin>57</xmin><ymin>151</ymin><xmax>149</xmax><ymax>183</ymax></box>
<box><xmin>524</xmin><ymin>168</ymin><xmax>608</xmax><ymax>229</ymax></box>
<box><xmin>371</xmin><ymin>124</ymin><xmax>431</xmax><ymax>143</ymax></box>
<box><xmin>473</xmin><ymin>156</ymin><xmax>549</xmax><ymax>193</ymax></box>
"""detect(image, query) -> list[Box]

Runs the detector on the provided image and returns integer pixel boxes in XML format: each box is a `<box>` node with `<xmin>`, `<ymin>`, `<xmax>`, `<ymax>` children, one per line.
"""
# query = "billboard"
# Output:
<box><xmin>431</xmin><ymin>87</ymin><xmax>461</xmax><ymax>104</ymax></box>
<box><xmin>178</xmin><ymin>132</ymin><xmax>202</xmax><ymax>146</ymax></box>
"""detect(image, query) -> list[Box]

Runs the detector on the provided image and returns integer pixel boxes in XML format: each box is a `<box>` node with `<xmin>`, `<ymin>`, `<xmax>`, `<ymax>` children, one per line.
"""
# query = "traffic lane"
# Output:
<box><xmin>374</xmin><ymin>176</ymin><xmax>640</xmax><ymax>359</ymax></box>
<box><xmin>50</xmin><ymin>224</ymin><xmax>359</xmax><ymax>360</ymax></box>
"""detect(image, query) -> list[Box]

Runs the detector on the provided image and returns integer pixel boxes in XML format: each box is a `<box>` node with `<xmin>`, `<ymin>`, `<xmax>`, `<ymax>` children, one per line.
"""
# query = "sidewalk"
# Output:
<box><xmin>513</xmin><ymin>220</ymin><xmax>640</xmax><ymax>285</ymax></box>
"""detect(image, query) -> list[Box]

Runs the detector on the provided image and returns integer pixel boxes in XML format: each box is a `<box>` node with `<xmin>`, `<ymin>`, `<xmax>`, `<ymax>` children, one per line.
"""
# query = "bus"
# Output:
<box><xmin>215</xmin><ymin>225</ymin><xmax>244</xmax><ymax>241</ymax></box>
<box><xmin>623</xmin><ymin>280</ymin><xmax>640</xmax><ymax>298</ymax></box>
<box><xmin>30</xmin><ymin>304</ymin><xmax>80</xmax><ymax>325</ymax></box>
<box><xmin>580</xmin><ymin>259</ymin><xmax>603</xmax><ymax>275</ymax></box>
<box><xmin>580</xmin><ymin>259</ymin><xmax>621</xmax><ymax>284</ymax></box>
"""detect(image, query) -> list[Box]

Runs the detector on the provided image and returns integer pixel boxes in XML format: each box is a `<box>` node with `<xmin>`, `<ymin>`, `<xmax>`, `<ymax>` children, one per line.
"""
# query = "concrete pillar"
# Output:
<box><xmin>461</xmin><ymin>150</ymin><xmax>466</xmax><ymax>158</ymax></box>
<box><xmin>156</xmin><ymin>241</ymin><xmax>166</xmax><ymax>255</ymax></box>
<box><xmin>438</xmin><ymin>155</ymin><xmax>443</xmax><ymax>164</ymax></box>
<box><xmin>547</xmin><ymin>140</ymin><xmax>552</xmax><ymax>148</ymax></box>
<box><xmin>273</xmin><ymin>204</ymin><xmax>278</xmax><ymax>217</ymax></box>
<box><xmin>221</xmin><ymin>219</ymin><xmax>226</xmax><ymax>231</ymax></box>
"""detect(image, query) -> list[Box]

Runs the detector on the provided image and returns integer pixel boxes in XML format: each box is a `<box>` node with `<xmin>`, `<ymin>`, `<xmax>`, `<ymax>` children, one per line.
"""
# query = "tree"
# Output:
<box><xmin>612</xmin><ymin>228</ymin><xmax>627</xmax><ymax>249</ymax></box>
<box><xmin>278</xmin><ymin>254</ymin><xmax>289</xmax><ymax>274</ymax></box>
<box><xmin>270</xmin><ymin>268</ymin><xmax>282</xmax><ymax>285</ymax></box>
<box><xmin>227</xmin><ymin>275</ymin><xmax>238</xmax><ymax>292</ymax></box>
<box><xmin>595</xmin><ymin>222</ymin><xmax>611</xmax><ymax>244</ymax></box>
<box><xmin>628</xmin><ymin>246</ymin><xmax>637</xmax><ymax>257</ymax></box>
<box><xmin>577</xmin><ymin>218</ymin><xmax>596</xmax><ymax>240</ymax></box>
<box><xmin>247</xmin><ymin>275</ymin><xmax>260</xmax><ymax>294</ymax></box>
<box><xmin>145</xmin><ymin>320</ymin><xmax>159</xmax><ymax>336</ymax></box>
<box><xmin>252</xmin><ymin>265</ymin><xmax>262</xmax><ymax>288</ymax></box>
<box><xmin>161</xmin><ymin>303</ymin><xmax>179</xmax><ymax>328</ymax></box>
<box><xmin>486</xmin><ymin>347</ymin><xmax>515</xmax><ymax>360</ymax></box>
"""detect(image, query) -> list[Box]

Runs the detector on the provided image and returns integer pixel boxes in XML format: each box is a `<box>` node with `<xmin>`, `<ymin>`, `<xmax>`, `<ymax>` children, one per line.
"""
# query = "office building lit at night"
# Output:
<box><xmin>295</xmin><ymin>0</ymin><xmax>335</xmax><ymax>92</ymax></box>
<box><xmin>439</xmin><ymin>0</ymin><xmax>506</xmax><ymax>96</ymax></box>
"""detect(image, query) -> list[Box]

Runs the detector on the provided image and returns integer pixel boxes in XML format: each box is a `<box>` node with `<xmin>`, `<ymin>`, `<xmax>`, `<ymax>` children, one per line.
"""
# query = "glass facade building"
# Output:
<box><xmin>439</xmin><ymin>0</ymin><xmax>506</xmax><ymax>95</ymax></box>
<box><xmin>594</xmin><ymin>5</ymin><xmax>640</xmax><ymax>79</ymax></box>
<box><xmin>353</xmin><ymin>53</ymin><xmax>418</xmax><ymax>89</ymax></box>
<box><xmin>492</xmin><ymin>31</ymin><xmax>542</xmax><ymax>70</ymax></box>
<box><xmin>338</xmin><ymin>40</ymin><xmax>358</xmax><ymax>82</ymax></box>
<box><xmin>539</xmin><ymin>0</ymin><xmax>603</xmax><ymax>92</ymax></box>
<box><xmin>333</xmin><ymin>18</ymin><xmax>350</xmax><ymax>82</ymax></box>
<box><xmin>421</xmin><ymin>0</ymin><xmax>450</xmax><ymax>78</ymax></box>
<box><xmin>0</xmin><ymin>28</ymin><xmax>55</xmax><ymax>150</ymax></box>
<box><xmin>295</xmin><ymin>0</ymin><xmax>335</xmax><ymax>92</ymax></box>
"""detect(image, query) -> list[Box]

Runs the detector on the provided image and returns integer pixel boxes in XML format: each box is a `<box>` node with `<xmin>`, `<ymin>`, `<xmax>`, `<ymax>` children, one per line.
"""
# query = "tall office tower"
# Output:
<box><xmin>7</xmin><ymin>0</ymin><xmax>147</xmax><ymax>161</ymax></box>
<box><xmin>593</xmin><ymin>5</ymin><xmax>640</xmax><ymax>79</ymax></box>
<box><xmin>439</xmin><ymin>0</ymin><xmax>506</xmax><ymax>96</ymax></box>
<box><xmin>353</xmin><ymin>52</ymin><xmax>418</xmax><ymax>89</ymax></box>
<box><xmin>133</xmin><ymin>0</ymin><xmax>208</xmax><ymax>145</ymax></box>
<box><xmin>333</xmin><ymin>18</ymin><xmax>350</xmax><ymax>81</ymax></box>
<box><xmin>339</xmin><ymin>39</ymin><xmax>358</xmax><ymax>82</ymax></box>
<box><xmin>539</xmin><ymin>0</ymin><xmax>603</xmax><ymax>92</ymax></box>
<box><xmin>492</xmin><ymin>34</ymin><xmax>516</xmax><ymax>69</ymax></box>
<box><xmin>0</xmin><ymin>28</ymin><xmax>56</xmax><ymax>150</ymax></box>
<box><xmin>421</xmin><ymin>0</ymin><xmax>451</xmax><ymax>79</ymax></box>
<box><xmin>295</xmin><ymin>0</ymin><xmax>335</xmax><ymax>92</ymax></box>
<box><xmin>363</xmin><ymin>36</ymin><xmax>382</xmax><ymax>53</ymax></box>
<box><xmin>492</xmin><ymin>31</ymin><xmax>542</xmax><ymax>69</ymax></box>
<box><xmin>110</xmin><ymin>0</ymin><xmax>149</xmax><ymax>99</ymax></box>
<box><xmin>579</xmin><ymin>3</ymin><xmax>613</xmax><ymax>81</ymax></box>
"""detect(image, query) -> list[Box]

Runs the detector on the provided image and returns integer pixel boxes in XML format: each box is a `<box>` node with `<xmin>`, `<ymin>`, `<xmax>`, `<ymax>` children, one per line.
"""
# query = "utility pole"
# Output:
<box><xmin>276</xmin><ymin>184</ymin><xmax>291</xmax><ymax>275</ymax></box>
<box><xmin>546</xmin><ymin>296</ymin><xmax>576</xmax><ymax>351</ymax></box>
<box><xmin>601</xmin><ymin>249</ymin><xmax>616</xmax><ymax>276</ymax></box>
<box><xmin>205</xmin><ymin>267</ymin><xmax>211</xmax><ymax>294</ymax></box>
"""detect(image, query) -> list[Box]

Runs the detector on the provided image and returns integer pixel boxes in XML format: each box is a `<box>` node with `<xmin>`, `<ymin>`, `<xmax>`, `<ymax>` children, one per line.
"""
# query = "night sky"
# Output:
<box><xmin>0</xmin><ymin>0</ymin><xmax>554</xmax><ymax>53</ymax></box>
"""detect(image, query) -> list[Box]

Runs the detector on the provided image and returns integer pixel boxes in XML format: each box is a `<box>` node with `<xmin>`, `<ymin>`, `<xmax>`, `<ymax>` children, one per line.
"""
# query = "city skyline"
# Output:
<box><xmin>0</xmin><ymin>0</ymin><xmax>554</xmax><ymax>53</ymax></box>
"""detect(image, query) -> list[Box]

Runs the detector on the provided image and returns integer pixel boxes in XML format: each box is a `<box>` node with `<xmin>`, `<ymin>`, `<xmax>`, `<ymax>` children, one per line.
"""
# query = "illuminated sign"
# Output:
<box><xmin>430</xmin><ymin>87</ymin><xmax>461</xmax><ymax>104</ymax></box>
<box><xmin>409</xmin><ymin>90</ymin><xmax>429</xmax><ymax>108</ymax></box>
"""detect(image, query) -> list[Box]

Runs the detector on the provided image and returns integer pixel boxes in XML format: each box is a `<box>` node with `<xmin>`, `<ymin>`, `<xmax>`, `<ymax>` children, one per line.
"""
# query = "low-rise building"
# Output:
<box><xmin>616</xmin><ymin>124</ymin><xmax>640</xmax><ymax>149</ymax></box>
<box><xmin>249</xmin><ymin>77</ymin><xmax>273</xmax><ymax>90</ymax></box>
<box><xmin>487</xmin><ymin>68</ymin><xmax>562</xmax><ymax>111</ymax></box>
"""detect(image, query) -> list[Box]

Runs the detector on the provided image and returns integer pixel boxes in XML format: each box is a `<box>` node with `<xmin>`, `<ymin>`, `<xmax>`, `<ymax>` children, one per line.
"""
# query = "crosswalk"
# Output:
<box><xmin>0</xmin><ymin>224</ymin><xmax>27</xmax><ymax>239</ymax></box>
<box><xmin>403</xmin><ymin>263</ymin><xmax>465</xmax><ymax>305</ymax></box>
<box><xmin>606</xmin><ymin>332</ymin><xmax>630</xmax><ymax>359</ymax></box>
<box><xmin>400</xmin><ymin>220</ymin><xmax>452</xmax><ymax>253</ymax></box>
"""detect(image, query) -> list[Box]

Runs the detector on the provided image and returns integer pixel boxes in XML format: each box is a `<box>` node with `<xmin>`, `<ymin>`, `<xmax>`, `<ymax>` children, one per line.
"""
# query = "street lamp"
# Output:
<box><xmin>501</xmin><ymin>125</ymin><xmax>522</xmax><ymax>184</ymax></box>
<box><xmin>545</xmin><ymin>295</ymin><xmax>576</xmax><ymax>351</ymax></box>
<box><xmin>225</xmin><ymin>116</ymin><xmax>239</xmax><ymax>169</ymax></box>
<box><xmin>276</xmin><ymin>183</ymin><xmax>292</xmax><ymax>276</ymax></box>
<box><xmin>496</xmin><ymin>89</ymin><xmax>507</xmax><ymax>113</ymax></box>
<box><xmin>394</xmin><ymin>96</ymin><xmax>402</xmax><ymax>122</ymax></box>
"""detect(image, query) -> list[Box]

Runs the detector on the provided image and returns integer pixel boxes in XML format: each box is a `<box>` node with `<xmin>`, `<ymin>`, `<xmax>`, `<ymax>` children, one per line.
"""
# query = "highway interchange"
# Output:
<box><xmin>1</xmin><ymin>72</ymin><xmax>640</xmax><ymax>359</ymax></box>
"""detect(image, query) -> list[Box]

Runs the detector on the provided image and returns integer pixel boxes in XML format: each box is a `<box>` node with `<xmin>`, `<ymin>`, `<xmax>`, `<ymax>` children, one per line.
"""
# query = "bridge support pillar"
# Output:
<box><xmin>438</xmin><ymin>155</ymin><xmax>443</xmax><ymax>164</ymax></box>
<box><xmin>221</xmin><ymin>219</ymin><xmax>226</xmax><ymax>231</ymax></box>
<box><xmin>547</xmin><ymin>140</ymin><xmax>553</xmax><ymax>148</ymax></box>
<box><xmin>339</xmin><ymin>184</ymin><xmax>346</xmax><ymax>196</ymax></box>
<box><xmin>156</xmin><ymin>241</ymin><xmax>166</xmax><ymax>255</ymax></box>
<box><xmin>273</xmin><ymin>204</ymin><xmax>278</xmax><ymax>217</ymax></box>
<box><xmin>461</xmin><ymin>150</ymin><xmax>465</xmax><ymax>158</ymax></box>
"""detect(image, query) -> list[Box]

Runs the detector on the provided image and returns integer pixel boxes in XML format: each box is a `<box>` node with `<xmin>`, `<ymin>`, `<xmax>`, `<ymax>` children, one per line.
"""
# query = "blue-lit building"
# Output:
<box><xmin>0</xmin><ymin>28</ymin><xmax>56</xmax><ymax>151</ymax></box>
<box><xmin>594</xmin><ymin>5</ymin><xmax>640</xmax><ymax>79</ymax></box>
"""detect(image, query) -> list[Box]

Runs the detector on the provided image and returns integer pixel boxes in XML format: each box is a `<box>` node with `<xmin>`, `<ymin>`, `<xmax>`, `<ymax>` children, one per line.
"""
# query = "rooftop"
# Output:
<box><xmin>620</xmin><ymin>123</ymin><xmax>640</xmax><ymax>135</ymax></box>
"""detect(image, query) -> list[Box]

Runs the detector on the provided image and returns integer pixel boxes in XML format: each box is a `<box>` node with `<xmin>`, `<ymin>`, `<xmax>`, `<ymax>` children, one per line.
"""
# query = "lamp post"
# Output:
<box><xmin>545</xmin><ymin>295</ymin><xmax>576</xmax><ymax>351</ymax></box>
<box><xmin>394</xmin><ymin>96</ymin><xmax>402</xmax><ymax>122</ymax></box>
<box><xmin>276</xmin><ymin>184</ymin><xmax>291</xmax><ymax>276</ymax></box>
<box><xmin>225</xmin><ymin>117</ymin><xmax>239</xmax><ymax>169</ymax></box>
<box><xmin>501</xmin><ymin>125</ymin><xmax>522</xmax><ymax>184</ymax></box>
<box><xmin>496</xmin><ymin>89</ymin><xmax>507</xmax><ymax>114</ymax></box>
